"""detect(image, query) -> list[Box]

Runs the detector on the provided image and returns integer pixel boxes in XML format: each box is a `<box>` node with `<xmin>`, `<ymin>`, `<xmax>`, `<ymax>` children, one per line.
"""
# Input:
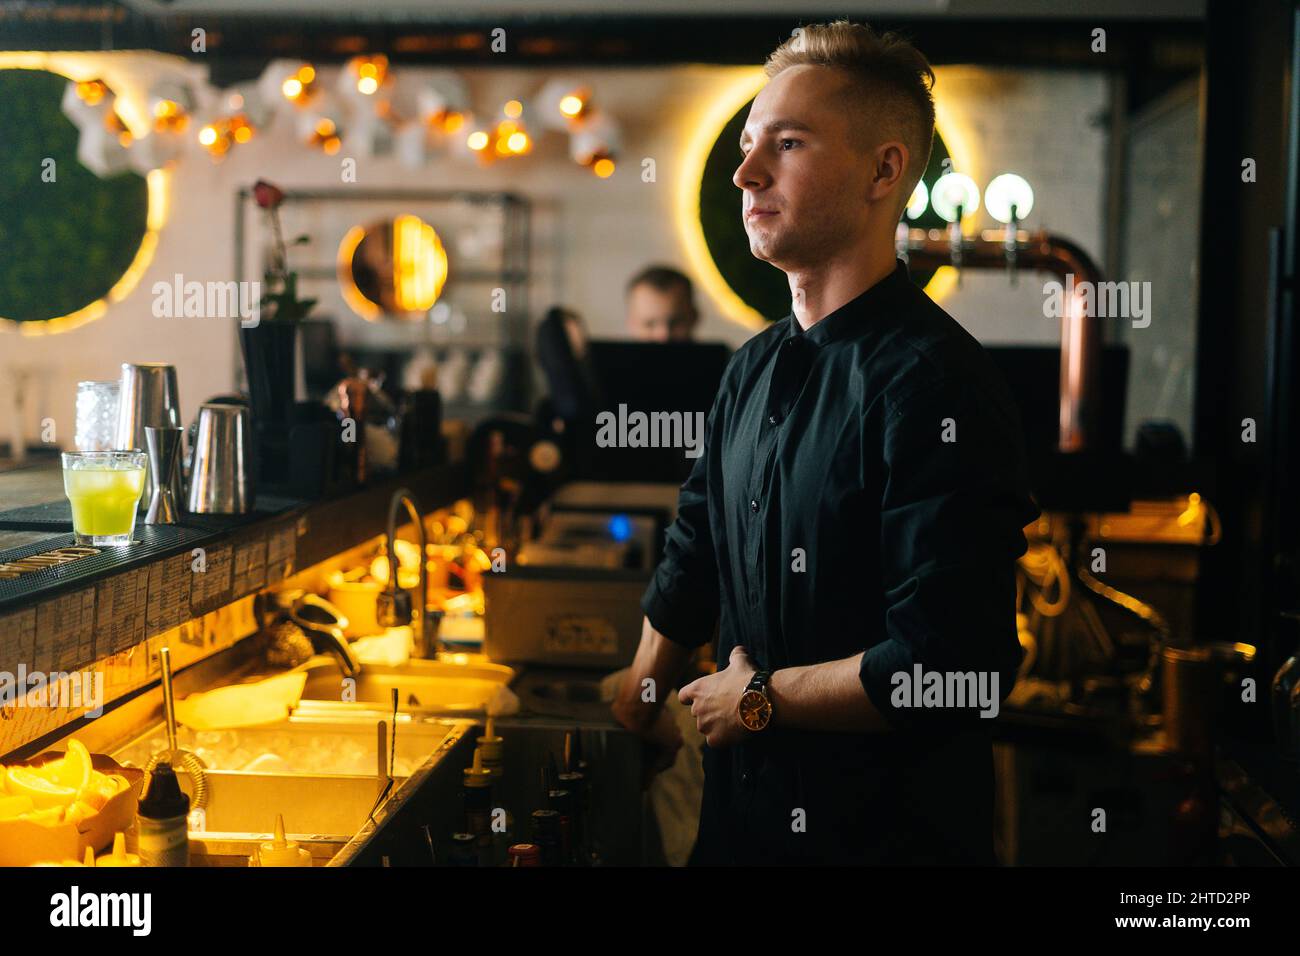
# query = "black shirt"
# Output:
<box><xmin>641</xmin><ymin>259</ymin><xmax>1039</xmax><ymax>865</ymax></box>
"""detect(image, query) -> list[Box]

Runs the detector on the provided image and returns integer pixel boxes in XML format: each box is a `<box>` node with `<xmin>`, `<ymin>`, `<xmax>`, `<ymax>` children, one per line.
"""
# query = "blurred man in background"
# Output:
<box><xmin>625</xmin><ymin>265</ymin><xmax>699</xmax><ymax>342</ymax></box>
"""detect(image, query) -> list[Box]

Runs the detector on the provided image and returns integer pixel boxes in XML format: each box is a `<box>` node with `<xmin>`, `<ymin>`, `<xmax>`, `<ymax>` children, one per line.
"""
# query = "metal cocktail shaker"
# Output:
<box><xmin>187</xmin><ymin>403</ymin><xmax>254</xmax><ymax>514</ymax></box>
<box><xmin>116</xmin><ymin>363</ymin><xmax>183</xmax><ymax>507</ymax></box>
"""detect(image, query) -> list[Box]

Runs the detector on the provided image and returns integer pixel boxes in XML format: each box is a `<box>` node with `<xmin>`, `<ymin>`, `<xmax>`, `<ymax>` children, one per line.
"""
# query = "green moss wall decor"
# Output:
<box><xmin>0</xmin><ymin>69</ymin><xmax>149</xmax><ymax>326</ymax></box>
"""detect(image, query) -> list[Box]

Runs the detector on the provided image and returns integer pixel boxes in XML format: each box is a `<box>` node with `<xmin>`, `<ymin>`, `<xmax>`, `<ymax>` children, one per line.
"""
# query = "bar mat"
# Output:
<box><xmin>0</xmin><ymin>525</ymin><xmax>212</xmax><ymax>611</ymax></box>
<box><xmin>0</xmin><ymin>495</ymin><xmax>305</xmax><ymax>531</ymax></box>
<box><xmin>0</xmin><ymin>500</ymin><xmax>73</xmax><ymax>530</ymax></box>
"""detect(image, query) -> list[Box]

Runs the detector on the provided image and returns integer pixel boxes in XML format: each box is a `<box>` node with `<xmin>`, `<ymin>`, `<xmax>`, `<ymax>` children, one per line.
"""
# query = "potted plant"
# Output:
<box><xmin>241</xmin><ymin>180</ymin><xmax>315</xmax><ymax>485</ymax></box>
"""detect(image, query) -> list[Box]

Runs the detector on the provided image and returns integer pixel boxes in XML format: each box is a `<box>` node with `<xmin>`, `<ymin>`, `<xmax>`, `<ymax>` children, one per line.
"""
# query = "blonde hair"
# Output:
<box><xmin>765</xmin><ymin>20</ymin><xmax>936</xmax><ymax>207</ymax></box>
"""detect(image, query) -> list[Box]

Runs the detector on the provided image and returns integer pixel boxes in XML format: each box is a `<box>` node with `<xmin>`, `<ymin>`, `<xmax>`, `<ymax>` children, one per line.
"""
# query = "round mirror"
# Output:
<box><xmin>337</xmin><ymin>214</ymin><xmax>449</xmax><ymax>321</ymax></box>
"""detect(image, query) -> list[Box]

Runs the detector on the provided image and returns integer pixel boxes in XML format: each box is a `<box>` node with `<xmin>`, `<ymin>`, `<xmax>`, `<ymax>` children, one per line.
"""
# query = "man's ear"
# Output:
<box><xmin>871</xmin><ymin>141</ymin><xmax>909</xmax><ymax>199</ymax></box>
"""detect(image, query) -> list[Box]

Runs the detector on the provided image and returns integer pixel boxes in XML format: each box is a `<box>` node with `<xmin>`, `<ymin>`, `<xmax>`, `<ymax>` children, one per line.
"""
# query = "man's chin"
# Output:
<box><xmin>747</xmin><ymin>238</ymin><xmax>778</xmax><ymax>264</ymax></box>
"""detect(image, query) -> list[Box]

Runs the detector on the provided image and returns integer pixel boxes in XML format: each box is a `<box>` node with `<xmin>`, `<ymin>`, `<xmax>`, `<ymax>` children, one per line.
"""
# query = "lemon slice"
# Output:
<box><xmin>21</xmin><ymin>805</ymin><xmax>66</xmax><ymax>825</ymax></box>
<box><xmin>50</xmin><ymin>740</ymin><xmax>93</xmax><ymax>795</ymax></box>
<box><xmin>6</xmin><ymin>767</ymin><xmax>77</xmax><ymax>809</ymax></box>
<box><xmin>0</xmin><ymin>794</ymin><xmax>35</xmax><ymax>820</ymax></box>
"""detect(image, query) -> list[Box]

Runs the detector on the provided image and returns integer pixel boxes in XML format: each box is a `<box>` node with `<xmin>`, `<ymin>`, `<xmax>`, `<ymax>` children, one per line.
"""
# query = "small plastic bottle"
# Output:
<box><xmin>96</xmin><ymin>832</ymin><xmax>142</xmax><ymax>867</ymax></box>
<box><xmin>477</xmin><ymin>718</ymin><xmax>505</xmax><ymax>781</ymax></box>
<box><xmin>136</xmin><ymin>762</ymin><xmax>190</xmax><ymax>867</ymax></box>
<box><xmin>462</xmin><ymin>747</ymin><xmax>494</xmax><ymax>865</ymax></box>
<box><xmin>256</xmin><ymin>815</ymin><xmax>313</xmax><ymax>867</ymax></box>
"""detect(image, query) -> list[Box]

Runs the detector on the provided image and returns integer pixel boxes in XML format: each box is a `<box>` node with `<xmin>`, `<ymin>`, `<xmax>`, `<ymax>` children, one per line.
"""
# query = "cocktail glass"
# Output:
<box><xmin>61</xmin><ymin>450</ymin><xmax>147</xmax><ymax>546</ymax></box>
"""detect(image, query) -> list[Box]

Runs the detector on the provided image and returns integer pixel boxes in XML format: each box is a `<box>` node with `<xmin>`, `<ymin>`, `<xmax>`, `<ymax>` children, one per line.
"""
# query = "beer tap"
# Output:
<box><xmin>932</xmin><ymin>171</ymin><xmax>980</xmax><ymax>286</ymax></box>
<box><xmin>985</xmin><ymin>173</ymin><xmax>1036</xmax><ymax>287</ymax></box>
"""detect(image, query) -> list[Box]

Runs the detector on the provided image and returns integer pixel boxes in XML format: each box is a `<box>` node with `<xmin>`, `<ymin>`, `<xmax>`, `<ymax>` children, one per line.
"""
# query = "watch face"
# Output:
<box><xmin>738</xmin><ymin>689</ymin><xmax>772</xmax><ymax>731</ymax></box>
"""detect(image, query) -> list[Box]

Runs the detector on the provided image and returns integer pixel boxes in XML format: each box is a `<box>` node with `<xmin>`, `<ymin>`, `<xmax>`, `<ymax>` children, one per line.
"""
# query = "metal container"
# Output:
<box><xmin>116</xmin><ymin>363</ymin><xmax>182</xmax><ymax>505</ymax></box>
<box><xmin>1162</xmin><ymin>642</ymin><xmax>1257</xmax><ymax>756</ymax></box>
<box><xmin>187</xmin><ymin>402</ymin><xmax>254</xmax><ymax>514</ymax></box>
<box><xmin>483</xmin><ymin>566</ymin><xmax>649</xmax><ymax>668</ymax></box>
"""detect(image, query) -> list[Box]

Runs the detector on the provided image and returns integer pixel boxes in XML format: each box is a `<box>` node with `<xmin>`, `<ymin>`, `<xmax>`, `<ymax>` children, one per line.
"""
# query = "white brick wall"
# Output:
<box><xmin>2</xmin><ymin>60</ymin><xmax>1119</xmax><ymax>444</ymax></box>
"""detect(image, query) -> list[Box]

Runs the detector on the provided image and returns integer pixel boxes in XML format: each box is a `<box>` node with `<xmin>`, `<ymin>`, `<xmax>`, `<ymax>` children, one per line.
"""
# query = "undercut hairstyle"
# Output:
<box><xmin>626</xmin><ymin>265</ymin><xmax>695</xmax><ymax>302</ymax></box>
<box><xmin>764</xmin><ymin>20</ymin><xmax>936</xmax><ymax>213</ymax></box>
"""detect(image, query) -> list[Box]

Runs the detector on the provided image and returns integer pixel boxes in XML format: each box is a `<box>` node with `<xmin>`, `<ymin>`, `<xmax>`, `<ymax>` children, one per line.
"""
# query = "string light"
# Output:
<box><xmin>348</xmin><ymin>55</ymin><xmax>389</xmax><ymax>97</ymax></box>
<box><xmin>280</xmin><ymin>64</ymin><xmax>317</xmax><ymax>103</ymax></box>
<box><xmin>74</xmin><ymin>79</ymin><xmax>108</xmax><ymax>106</ymax></box>
<box><xmin>559</xmin><ymin>94</ymin><xmax>584</xmax><ymax>118</ymax></box>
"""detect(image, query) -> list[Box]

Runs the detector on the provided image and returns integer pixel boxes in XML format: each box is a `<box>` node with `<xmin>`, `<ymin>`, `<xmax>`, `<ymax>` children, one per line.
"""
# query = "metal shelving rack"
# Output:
<box><xmin>235</xmin><ymin>188</ymin><xmax>532</xmax><ymax>419</ymax></box>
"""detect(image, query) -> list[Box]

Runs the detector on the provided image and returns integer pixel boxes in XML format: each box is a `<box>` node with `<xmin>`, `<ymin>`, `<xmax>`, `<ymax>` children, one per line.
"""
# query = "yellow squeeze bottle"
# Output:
<box><xmin>97</xmin><ymin>832</ymin><xmax>142</xmax><ymax>867</ymax></box>
<box><xmin>256</xmin><ymin>814</ymin><xmax>312</xmax><ymax>867</ymax></box>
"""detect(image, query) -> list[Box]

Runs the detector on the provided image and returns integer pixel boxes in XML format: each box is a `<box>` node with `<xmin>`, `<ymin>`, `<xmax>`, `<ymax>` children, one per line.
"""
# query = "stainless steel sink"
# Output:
<box><xmin>293</xmin><ymin>656</ymin><xmax>515</xmax><ymax>716</ymax></box>
<box><xmin>184</xmin><ymin>768</ymin><xmax>389</xmax><ymax>836</ymax></box>
<box><xmin>114</xmin><ymin>715</ymin><xmax>460</xmax><ymax>777</ymax></box>
<box><xmin>112</xmin><ymin>715</ymin><xmax>474</xmax><ymax>865</ymax></box>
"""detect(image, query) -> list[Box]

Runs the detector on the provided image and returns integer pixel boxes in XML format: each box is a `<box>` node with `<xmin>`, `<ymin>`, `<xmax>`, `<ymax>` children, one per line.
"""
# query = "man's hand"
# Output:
<box><xmin>612</xmin><ymin>617</ymin><xmax>696</xmax><ymax>787</ymax></box>
<box><xmin>641</xmin><ymin>705</ymin><xmax>684</xmax><ymax>787</ymax></box>
<box><xmin>678</xmin><ymin>645</ymin><xmax>756</xmax><ymax>748</ymax></box>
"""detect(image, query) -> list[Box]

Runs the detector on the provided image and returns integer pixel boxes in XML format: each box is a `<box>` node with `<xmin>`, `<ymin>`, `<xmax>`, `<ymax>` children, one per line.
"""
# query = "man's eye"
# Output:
<box><xmin>779</xmin><ymin>138</ymin><xmax>801</xmax><ymax>150</ymax></box>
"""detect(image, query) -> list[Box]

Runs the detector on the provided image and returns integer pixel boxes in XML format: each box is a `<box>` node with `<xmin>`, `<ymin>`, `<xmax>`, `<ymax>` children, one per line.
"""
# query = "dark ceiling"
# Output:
<box><xmin>2</xmin><ymin>1</ymin><xmax>1204</xmax><ymax>106</ymax></box>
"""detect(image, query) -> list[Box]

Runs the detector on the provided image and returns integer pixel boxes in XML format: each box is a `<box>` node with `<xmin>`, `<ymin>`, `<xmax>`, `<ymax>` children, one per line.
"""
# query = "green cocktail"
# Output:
<box><xmin>61</xmin><ymin>451</ymin><xmax>147</xmax><ymax>546</ymax></box>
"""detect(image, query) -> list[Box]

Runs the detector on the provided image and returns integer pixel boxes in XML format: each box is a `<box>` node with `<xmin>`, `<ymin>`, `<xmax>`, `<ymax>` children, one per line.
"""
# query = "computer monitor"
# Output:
<box><xmin>581</xmin><ymin>340</ymin><xmax>731</xmax><ymax>483</ymax></box>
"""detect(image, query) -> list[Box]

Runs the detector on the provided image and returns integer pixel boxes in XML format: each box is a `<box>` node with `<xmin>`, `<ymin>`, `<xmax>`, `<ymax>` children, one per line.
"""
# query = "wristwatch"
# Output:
<box><xmin>737</xmin><ymin>670</ymin><xmax>773</xmax><ymax>732</ymax></box>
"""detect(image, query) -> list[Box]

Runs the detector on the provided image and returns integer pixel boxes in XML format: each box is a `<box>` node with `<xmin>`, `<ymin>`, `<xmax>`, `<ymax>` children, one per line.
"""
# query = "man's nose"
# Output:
<box><xmin>733</xmin><ymin>148</ymin><xmax>770</xmax><ymax>192</ymax></box>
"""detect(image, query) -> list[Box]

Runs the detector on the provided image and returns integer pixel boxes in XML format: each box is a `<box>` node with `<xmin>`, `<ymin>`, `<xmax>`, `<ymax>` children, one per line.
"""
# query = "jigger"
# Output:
<box><xmin>144</xmin><ymin>426</ymin><xmax>184</xmax><ymax>525</ymax></box>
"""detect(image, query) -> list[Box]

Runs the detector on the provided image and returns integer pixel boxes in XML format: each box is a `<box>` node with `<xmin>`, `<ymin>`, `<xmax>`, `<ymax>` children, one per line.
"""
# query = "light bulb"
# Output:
<box><xmin>931</xmin><ymin>172</ymin><xmax>980</xmax><ymax>222</ymax></box>
<box><xmin>984</xmin><ymin>173</ymin><xmax>1035</xmax><ymax>224</ymax></box>
<box><xmin>905</xmin><ymin>181</ymin><xmax>929</xmax><ymax>220</ymax></box>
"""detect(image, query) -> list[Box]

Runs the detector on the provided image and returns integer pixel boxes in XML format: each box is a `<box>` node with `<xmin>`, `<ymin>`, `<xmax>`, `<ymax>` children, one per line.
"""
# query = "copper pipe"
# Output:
<box><xmin>901</xmin><ymin>228</ymin><xmax>1104</xmax><ymax>452</ymax></box>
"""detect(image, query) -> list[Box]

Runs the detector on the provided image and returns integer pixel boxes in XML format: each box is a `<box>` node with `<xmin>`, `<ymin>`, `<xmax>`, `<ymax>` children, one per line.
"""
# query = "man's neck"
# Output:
<box><xmin>787</xmin><ymin>242</ymin><xmax>898</xmax><ymax>332</ymax></box>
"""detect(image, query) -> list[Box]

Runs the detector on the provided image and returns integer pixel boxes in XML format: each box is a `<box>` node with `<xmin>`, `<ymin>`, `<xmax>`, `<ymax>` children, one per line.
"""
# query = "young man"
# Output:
<box><xmin>625</xmin><ymin>265</ymin><xmax>700</xmax><ymax>342</ymax></box>
<box><xmin>612</xmin><ymin>20</ymin><xmax>1038</xmax><ymax>864</ymax></box>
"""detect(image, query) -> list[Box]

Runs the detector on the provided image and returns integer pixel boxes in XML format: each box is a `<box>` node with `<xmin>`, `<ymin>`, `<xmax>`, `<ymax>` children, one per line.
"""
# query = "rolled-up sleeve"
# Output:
<box><xmin>640</xmin><ymin>390</ymin><xmax>726</xmax><ymax>650</ymax></box>
<box><xmin>860</xmin><ymin>377</ymin><xmax>1038</xmax><ymax>730</ymax></box>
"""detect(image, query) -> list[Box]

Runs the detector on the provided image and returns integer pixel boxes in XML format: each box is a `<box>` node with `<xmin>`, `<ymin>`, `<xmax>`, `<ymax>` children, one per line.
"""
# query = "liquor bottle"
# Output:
<box><xmin>506</xmin><ymin>843</ymin><xmax>541</xmax><ymax>867</ymax></box>
<box><xmin>447</xmin><ymin>832</ymin><xmax>478</xmax><ymax>866</ymax></box>
<box><xmin>546</xmin><ymin>787</ymin><xmax>575</xmax><ymax>865</ymax></box>
<box><xmin>531</xmin><ymin>809</ymin><xmax>562</xmax><ymax>866</ymax></box>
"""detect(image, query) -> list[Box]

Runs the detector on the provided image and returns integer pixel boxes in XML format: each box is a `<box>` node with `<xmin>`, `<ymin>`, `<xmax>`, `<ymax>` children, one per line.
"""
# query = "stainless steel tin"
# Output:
<box><xmin>116</xmin><ymin>363</ymin><xmax>182</xmax><ymax>505</ymax></box>
<box><xmin>187</xmin><ymin>403</ymin><xmax>254</xmax><ymax>514</ymax></box>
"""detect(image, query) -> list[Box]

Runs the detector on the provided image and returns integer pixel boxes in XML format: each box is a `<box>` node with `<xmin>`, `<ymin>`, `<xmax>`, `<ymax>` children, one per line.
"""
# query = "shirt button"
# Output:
<box><xmin>768</xmin><ymin>414</ymin><xmax>779</xmax><ymax>425</ymax></box>
<box><xmin>741</xmin><ymin>771</ymin><xmax>752</xmax><ymax>785</ymax></box>
<box><xmin>749</xmin><ymin>499</ymin><xmax>759</xmax><ymax>513</ymax></box>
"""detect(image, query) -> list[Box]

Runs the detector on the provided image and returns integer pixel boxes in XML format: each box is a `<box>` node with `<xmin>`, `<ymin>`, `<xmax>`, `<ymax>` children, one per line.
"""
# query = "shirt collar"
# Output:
<box><xmin>785</xmin><ymin>258</ymin><xmax>913</xmax><ymax>348</ymax></box>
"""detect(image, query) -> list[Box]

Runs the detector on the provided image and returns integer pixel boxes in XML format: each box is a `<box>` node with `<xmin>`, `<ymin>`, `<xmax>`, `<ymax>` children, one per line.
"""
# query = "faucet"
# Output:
<box><xmin>376</xmin><ymin>488</ymin><xmax>441</xmax><ymax>659</ymax></box>
<box><xmin>288</xmin><ymin>593</ymin><xmax>363</xmax><ymax>678</ymax></box>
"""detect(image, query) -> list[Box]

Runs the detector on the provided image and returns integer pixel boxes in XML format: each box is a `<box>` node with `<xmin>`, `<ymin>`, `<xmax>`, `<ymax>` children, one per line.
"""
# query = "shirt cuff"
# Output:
<box><xmin>859</xmin><ymin>638</ymin><xmax>916</xmax><ymax>731</ymax></box>
<box><xmin>641</xmin><ymin>577</ymin><xmax>715</xmax><ymax>650</ymax></box>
